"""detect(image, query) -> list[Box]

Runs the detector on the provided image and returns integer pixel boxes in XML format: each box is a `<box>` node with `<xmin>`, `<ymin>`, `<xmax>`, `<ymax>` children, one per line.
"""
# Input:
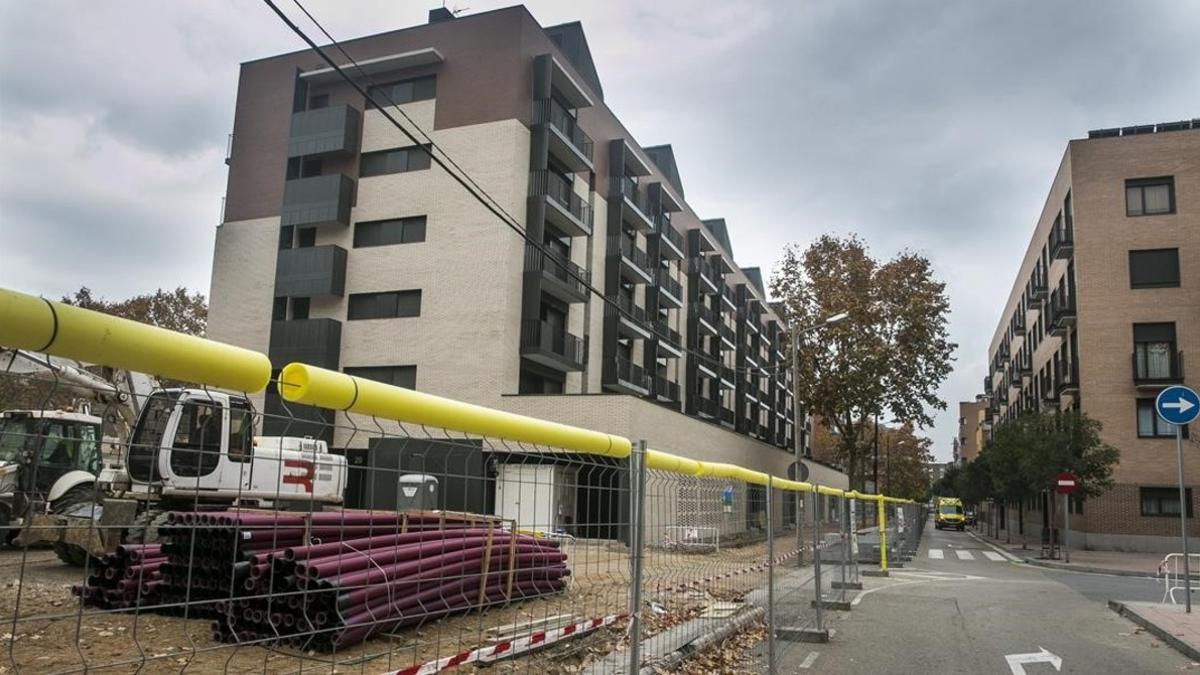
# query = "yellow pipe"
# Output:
<box><xmin>877</xmin><ymin>497</ymin><xmax>889</xmax><ymax>574</ymax></box>
<box><xmin>816</xmin><ymin>485</ymin><xmax>846</xmax><ymax>498</ymax></box>
<box><xmin>645</xmin><ymin>449</ymin><xmax>702</xmax><ymax>475</ymax></box>
<box><xmin>0</xmin><ymin>287</ymin><xmax>271</xmax><ymax>393</ymax></box>
<box><xmin>278</xmin><ymin>363</ymin><xmax>631</xmax><ymax>458</ymax></box>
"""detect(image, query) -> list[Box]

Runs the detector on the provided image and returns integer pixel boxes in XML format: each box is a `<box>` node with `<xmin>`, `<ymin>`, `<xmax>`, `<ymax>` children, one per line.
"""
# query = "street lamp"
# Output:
<box><xmin>792</xmin><ymin>310</ymin><xmax>848</xmax><ymax>565</ymax></box>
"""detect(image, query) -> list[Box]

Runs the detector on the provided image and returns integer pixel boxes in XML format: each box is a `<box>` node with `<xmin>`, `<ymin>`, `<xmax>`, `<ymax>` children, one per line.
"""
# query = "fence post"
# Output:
<box><xmin>627</xmin><ymin>440</ymin><xmax>648</xmax><ymax>673</ymax></box>
<box><xmin>812</xmin><ymin>488</ymin><xmax>824</xmax><ymax>633</ymax></box>
<box><xmin>766</xmin><ymin>478</ymin><xmax>776</xmax><ymax>675</ymax></box>
<box><xmin>877</xmin><ymin>498</ymin><xmax>889</xmax><ymax>575</ymax></box>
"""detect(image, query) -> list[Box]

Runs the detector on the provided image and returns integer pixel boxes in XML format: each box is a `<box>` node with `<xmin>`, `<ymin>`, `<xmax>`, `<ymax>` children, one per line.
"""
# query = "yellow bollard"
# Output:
<box><xmin>877</xmin><ymin>497</ymin><xmax>888</xmax><ymax>574</ymax></box>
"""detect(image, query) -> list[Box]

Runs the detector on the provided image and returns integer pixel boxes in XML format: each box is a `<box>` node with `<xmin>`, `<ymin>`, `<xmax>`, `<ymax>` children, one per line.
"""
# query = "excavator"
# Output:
<box><xmin>0</xmin><ymin>349</ymin><xmax>348</xmax><ymax>564</ymax></box>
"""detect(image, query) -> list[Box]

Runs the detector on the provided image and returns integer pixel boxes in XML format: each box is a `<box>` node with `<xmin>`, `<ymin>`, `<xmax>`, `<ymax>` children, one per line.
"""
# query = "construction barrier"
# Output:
<box><xmin>0</xmin><ymin>289</ymin><xmax>915</xmax><ymax>673</ymax></box>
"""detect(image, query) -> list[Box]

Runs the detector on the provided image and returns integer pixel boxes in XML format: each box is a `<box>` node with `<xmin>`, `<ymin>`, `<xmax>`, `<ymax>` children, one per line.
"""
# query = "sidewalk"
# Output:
<box><xmin>1109</xmin><ymin>600</ymin><xmax>1200</xmax><ymax>661</ymax></box>
<box><xmin>969</xmin><ymin>528</ymin><xmax>1167</xmax><ymax>577</ymax></box>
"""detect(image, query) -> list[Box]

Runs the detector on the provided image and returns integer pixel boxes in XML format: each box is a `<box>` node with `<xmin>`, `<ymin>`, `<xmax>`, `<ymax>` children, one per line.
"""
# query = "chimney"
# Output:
<box><xmin>428</xmin><ymin>7</ymin><xmax>455</xmax><ymax>23</ymax></box>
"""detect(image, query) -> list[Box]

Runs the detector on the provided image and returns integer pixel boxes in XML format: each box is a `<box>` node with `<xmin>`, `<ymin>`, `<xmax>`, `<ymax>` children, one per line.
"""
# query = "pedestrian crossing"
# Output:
<box><xmin>926</xmin><ymin>547</ymin><xmax>1011</xmax><ymax>563</ymax></box>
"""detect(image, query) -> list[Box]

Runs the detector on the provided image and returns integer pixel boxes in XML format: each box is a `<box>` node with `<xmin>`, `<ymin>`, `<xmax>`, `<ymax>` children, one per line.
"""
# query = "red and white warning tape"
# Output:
<box><xmin>384</xmin><ymin>612</ymin><xmax>629</xmax><ymax>675</ymax></box>
<box><xmin>653</xmin><ymin>547</ymin><xmax>803</xmax><ymax>596</ymax></box>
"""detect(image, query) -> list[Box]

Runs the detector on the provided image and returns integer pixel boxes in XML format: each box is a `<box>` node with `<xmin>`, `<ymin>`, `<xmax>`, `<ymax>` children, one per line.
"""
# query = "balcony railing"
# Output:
<box><xmin>610</xmin><ymin>235</ymin><xmax>654</xmax><ymax>281</ymax></box>
<box><xmin>531</xmin><ymin>170</ymin><xmax>592</xmax><ymax>234</ymax></box>
<box><xmin>720</xmin><ymin>365</ymin><xmax>736</xmax><ymax>385</ymax></box>
<box><xmin>718</xmin><ymin>322</ymin><xmax>736</xmax><ymax>345</ymax></box>
<box><xmin>1132</xmin><ymin>350</ymin><xmax>1185</xmax><ymax>386</ymax></box>
<box><xmin>288</xmin><ymin>104</ymin><xmax>361</xmax><ymax>159</ymax></box>
<box><xmin>657</xmin><ymin>222</ymin><xmax>685</xmax><ymax>258</ymax></box>
<box><xmin>1055</xmin><ymin>361</ymin><xmax>1080</xmax><ymax>395</ymax></box>
<box><xmin>612</xmin><ymin>355</ymin><xmax>650</xmax><ymax>391</ymax></box>
<box><xmin>533</xmin><ymin>98</ymin><xmax>594</xmax><ymax>166</ymax></box>
<box><xmin>613</xmin><ymin>293</ymin><xmax>649</xmax><ymax>327</ymax></box>
<box><xmin>652</xmin><ymin>317</ymin><xmax>681</xmax><ymax>349</ymax></box>
<box><xmin>1048</xmin><ymin>287</ymin><xmax>1076</xmax><ymax>334</ymax></box>
<box><xmin>655</xmin><ymin>375</ymin><xmax>680</xmax><ymax>402</ymax></box>
<box><xmin>688</xmin><ymin>257</ymin><xmax>721</xmax><ymax>293</ymax></box>
<box><xmin>615</xmin><ymin>176</ymin><xmax>655</xmax><ymax>228</ymax></box>
<box><xmin>525</xmin><ymin>245</ymin><xmax>589</xmax><ymax>302</ymax></box>
<box><xmin>692</xmin><ymin>302</ymin><xmax>719</xmax><ymax>331</ymax></box>
<box><xmin>275</xmin><ymin>245</ymin><xmax>347</xmax><ymax>298</ymax></box>
<box><xmin>520</xmin><ymin>319</ymin><xmax>586</xmax><ymax>370</ymax></box>
<box><xmin>657</xmin><ymin>267</ymin><xmax>682</xmax><ymax>301</ymax></box>
<box><xmin>1028</xmin><ymin>275</ymin><xmax>1049</xmax><ymax>302</ymax></box>
<box><xmin>270</xmin><ymin>318</ymin><xmax>342</xmax><ymax>370</ymax></box>
<box><xmin>720</xmin><ymin>407</ymin><xmax>736</xmax><ymax>427</ymax></box>
<box><xmin>1049</xmin><ymin>218</ymin><xmax>1074</xmax><ymax>260</ymax></box>
<box><xmin>281</xmin><ymin>173</ymin><xmax>355</xmax><ymax>228</ymax></box>
<box><xmin>695</xmin><ymin>397</ymin><xmax>718</xmax><ymax>419</ymax></box>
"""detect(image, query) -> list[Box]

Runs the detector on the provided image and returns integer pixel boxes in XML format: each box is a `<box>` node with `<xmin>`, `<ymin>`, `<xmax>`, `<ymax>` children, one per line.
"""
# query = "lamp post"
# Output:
<box><xmin>793</xmin><ymin>311</ymin><xmax>848</xmax><ymax>566</ymax></box>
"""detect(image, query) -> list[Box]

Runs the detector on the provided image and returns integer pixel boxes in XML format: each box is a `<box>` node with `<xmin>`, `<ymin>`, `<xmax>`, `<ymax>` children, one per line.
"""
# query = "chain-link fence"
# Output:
<box><xmin>0</xmin><ymin>288</ymin><xmax>918</xmax><ymax>673</ymax></box>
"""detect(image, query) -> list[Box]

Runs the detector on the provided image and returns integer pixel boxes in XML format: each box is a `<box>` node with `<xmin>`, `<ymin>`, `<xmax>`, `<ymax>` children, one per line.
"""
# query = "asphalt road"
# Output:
<box><xmin>770</xmin><ymin>517</ymin><xmax>1195</xmax><ymax>674</ymax></box>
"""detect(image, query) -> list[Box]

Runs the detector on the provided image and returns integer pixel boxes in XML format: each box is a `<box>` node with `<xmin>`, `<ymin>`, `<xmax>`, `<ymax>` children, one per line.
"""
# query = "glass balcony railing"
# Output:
<box><xmin>533</xmin><ymin>98</ymin><xmax>594</xmax><ymax>164</ymax></box>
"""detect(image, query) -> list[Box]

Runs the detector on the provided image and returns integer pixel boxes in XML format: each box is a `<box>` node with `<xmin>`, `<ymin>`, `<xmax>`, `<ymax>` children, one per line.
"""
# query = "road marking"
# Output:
<box><xmin>798</xmin><ymin>651</ymin><xmax>820</xmax><ymax>669</ymax></box>
<box><xmin>929</xmin><ymin>548</ymin><xmax>944</xmax><ymax>559</ymax></box>
<box><xmin>1005</xmin><ymin>647</ymin><xmax>1062</xmax><ymax>674</ymax></box>
<box><xmin>955</xmin><ymin>550</ymin><xmax>975</xmax><ymax>561</ymax></box>
<box><xmin>983</xmin><ymin>551</ymin><xmax>1006</xmax><ymax>562</ymax></box>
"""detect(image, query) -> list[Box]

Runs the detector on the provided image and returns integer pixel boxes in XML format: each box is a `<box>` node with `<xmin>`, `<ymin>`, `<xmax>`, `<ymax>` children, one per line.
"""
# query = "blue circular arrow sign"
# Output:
<box><xmin>1155</xmin><ymin>385</ymin><xmax>1200</xmax><ymax>426</ymax></box>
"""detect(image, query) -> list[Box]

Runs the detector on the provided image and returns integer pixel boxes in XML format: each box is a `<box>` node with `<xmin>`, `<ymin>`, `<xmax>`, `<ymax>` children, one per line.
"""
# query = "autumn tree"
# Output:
<box><xmin>0</xmin><ymin>287</ymin><xmax>207</xmax><ymax>410</ymax></box>
<box><xmin>771</xmin><ymin>235</ymin><xmax>955</xmax><ymax>490</ymax></box>
<box><xmin>878</xmin><ymin>423</ymin><xmax>935</xmax><ymax>500</ymax></box>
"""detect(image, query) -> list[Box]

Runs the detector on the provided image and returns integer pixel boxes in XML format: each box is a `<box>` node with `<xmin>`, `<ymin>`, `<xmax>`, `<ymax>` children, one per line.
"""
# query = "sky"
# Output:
<box><xmin>1</xmin><ymin>0</ymin><xmax>1197</xmax><ymax>461</ymax></box>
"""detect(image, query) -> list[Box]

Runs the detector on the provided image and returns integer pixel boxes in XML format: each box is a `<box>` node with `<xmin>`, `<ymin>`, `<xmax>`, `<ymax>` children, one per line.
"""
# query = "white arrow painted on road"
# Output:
<box><xmin>1005</xmin><ymin>647</ymin><xmax>1062</xmax><ymax>674</ymax></box>
<box><xmin>1163</xmin><ymin>398</ymin><xmax>1196</xmax><ymax>413</ymax></box>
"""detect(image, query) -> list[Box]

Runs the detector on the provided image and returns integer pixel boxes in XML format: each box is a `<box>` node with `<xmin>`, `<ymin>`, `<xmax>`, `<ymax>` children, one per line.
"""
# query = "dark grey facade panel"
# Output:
<box><xmin>275</xmin><ymin>245</ymin><xmax>348</xmax><ymax>297</ymax></box>
<box><xmin>280</xmin><ymin>173</ymin><xmax>355</xmax><ymax>228</ymax></box>
<box><xmin>287</xmin><ymin>104</ymin><xmax>362</xmax><ymax>159</ymax></box>
<box><xmin>268</xmin><ymin>318</ymin><xmax>342</xmax><ymax>370</ymax></box>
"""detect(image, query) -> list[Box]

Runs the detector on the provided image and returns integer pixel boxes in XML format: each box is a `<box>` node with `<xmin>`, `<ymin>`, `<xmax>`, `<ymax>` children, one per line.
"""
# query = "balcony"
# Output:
<box><xmin>269</xmin><ymin>318</ymin><xmax>341</xmax><ymax>370</ymax></box>
<box><xmin>1055</xmin><ymin>362</ymin><xmax>1080</xmax><ymax>396</ymax></box>
<box><xmin>533</xmin><ymin>99</ymin><xmax>594</xmax><ymax>172</ymax></box>
<box><xmin>653</xmin><ymin>317</ymin><xmax>683</xmax><ymax>357</ymax></box>
<box><xmin>609</xmin><ymin>235</ymin><xmax>655</xmax><ymax>285</ymax></box>
<box><xmin>611</xmin><ymin>176</ymin><xmax>656</xmax><ymax>232</ymax></box>
<box><xmin>720</xmin><ymin>406</ymin><xmax>736</xmax><ymax>428</ymax></box>
<box><xmin>275</xmin><ymin>245</ymin><xmax>347</xmax><ymax>298</ymax></box>
<box><xmin>1133</xmin><ymin>350</ymin><xmax>1185</xmax><ymax>388</ymax></box>
<box><xmin>288</xmin><ymin>104</ymin><xmax>361</xmax><ymax>159</ymax></box>
<box><xmin>654</xmin><ymin>376</ymin><xmax>680</xmax><ymax>404</ymax></box>
<box><xmin>606</xmin><ymin>356</ymin><xmax>650</xmax><ymax>395</ymax></box>
<box><xmin>1009</xmin><ymin>368</ymin><xmax>1022</xmax><ymax>386</ymax></box>
<box><xmin>695</xmin><ymin>397</ymin><xmax>718</xmax><ymax>420</ymax></box>
<box><xmin>1013</xmin><ymin>314</ymin><xmax>1027</xmax><ymax>336</ymax></box>
<box><xmin>610</xmin><ymin>295</ymin><xmax>652</xmax><ymax>339</ymax></box>
<box><xmin>281</xmin><ymin>174</ymin><xmax>355</xmax><ymax>228</ymax></box>
<box><xmin>720</xmin><ymin>286</ymin><xmax>737</xmax><ymax>311</ymax></box>
<box><xmin>656</xmin><ymin>268</ymin><xmax>683</xmax><ymax>309</ymax></box>
<box><xmin>1028</xmin><ymin>276</ymin><xmax>1049</xmax><ymax>303</ymax></box>
<box><xmin>525</xmin><ymin>246</ymin><xmax>589</xmax><ymax>304</ymax></box>
<box><xmin>692</xmin><ymin>302</ymin><xmax>719</xmax><ymax>336</ymax></box>
<box><xmin>756</xmin><ymin>423</ymin><xmax>770</xmax><ymax>440</ymax></box>
<box><xmin>720</xmin><ymin>366</ymin><xmax>736</xmax><ymax>390</ymax></box>
<box><xmin>520</xmin><ymin>319</ymin><xmax>586</xmax><ymax>372</ymax></box>
<box><xmin>1048</xmin><ymin>288</ymin><xmax>1076</xmax><ymax>336</ymax></box>
<box><xmin>718</xmin><ymin>322</ymin><xmax>736</xmax><ymax>349</ymax></box>
<box><xmin>688</xmin><ymin>256</ymin><xmax>721</xmax><ymax>295</ymax></box>
<box><xmin>531</xmin><ymin>170</ymin><xmax>592</xmax><ymax>237</ymax></box>
<box><xmin>654</xmin><ymin>222</ymin><xmax>685</xmax><ymax>260</ymax></box>
<box><xmin>1042</xmin><ymin>384</ymin><xmax>1059</xmax><ymax>404</ymax></box>
<box><xmin>1049</xmin><ymin>219</ymin><xmax>1074</xmax><ymax>260</ymax></box>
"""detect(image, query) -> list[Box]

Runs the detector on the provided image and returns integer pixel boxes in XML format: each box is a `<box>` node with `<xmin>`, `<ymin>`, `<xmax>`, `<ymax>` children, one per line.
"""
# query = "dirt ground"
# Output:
<box><xmin>0</xmin><ymin>538</ymin><xmax>776</xmax><ymax>674</ymax></box>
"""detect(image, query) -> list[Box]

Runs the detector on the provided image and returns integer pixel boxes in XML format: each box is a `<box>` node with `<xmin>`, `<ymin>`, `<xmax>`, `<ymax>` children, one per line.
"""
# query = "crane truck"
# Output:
<box><xmin>1</xmin><ymin>349</ymin><xmax>348</xmax><ymax>564</ymax></box>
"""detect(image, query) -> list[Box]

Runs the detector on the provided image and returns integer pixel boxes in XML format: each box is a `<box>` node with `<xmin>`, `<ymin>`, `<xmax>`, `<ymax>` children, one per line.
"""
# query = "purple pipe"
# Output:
<box><xmin>301</xmin><ymin>534</ymin><xmax>558</xmax><ymax>582</ymax></box>
<box><xmin>343</xmin><ymin>562</ymin><xmax>568</xmax><ymax>620</ymax></box>
<box><xmin>302</xmin><ymin>537</ymin><xmax>529</xmax><ymax>585</ymax></box>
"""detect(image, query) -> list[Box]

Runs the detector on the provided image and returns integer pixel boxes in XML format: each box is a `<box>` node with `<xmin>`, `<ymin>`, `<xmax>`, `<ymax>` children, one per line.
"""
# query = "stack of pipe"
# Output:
<box><xmin>72</xmin><ymin>544</ymin><xmax>166</xmax><ymax>610</ymax></box>
<box><xmin>75</xmin><ymin>510</ymin><xmax>570</xmax><ymax>651</ymax></box>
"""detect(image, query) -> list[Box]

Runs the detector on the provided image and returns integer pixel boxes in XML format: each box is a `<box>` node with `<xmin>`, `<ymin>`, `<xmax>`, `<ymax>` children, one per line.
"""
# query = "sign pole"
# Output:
<box><xmin>1178</xmin><ymin>423</ymin><xmax>1191</xmax><ymax>614</ymax></box>
<box><xmin>1063</xmin><ymin>491</ymin><xmax>1070</xmax><ymax>564</ymax></box>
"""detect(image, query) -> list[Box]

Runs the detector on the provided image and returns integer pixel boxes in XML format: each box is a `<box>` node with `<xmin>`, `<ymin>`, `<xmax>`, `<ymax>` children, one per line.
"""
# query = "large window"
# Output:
<box><xmin>1126</xmin><ymin>177</ymin><xmax>1175</xmax><ymax>216</ymax></box>
<box><xmin>1133</xmin><ymin>322</ymin><xmax>1177</xmax><ymax>380</ymax></box>
<box><xmin>344</xmin><ymin>365</ymin><xmax>417</xmax><ymax>390</ymax></box>
<box><xmin>1129</xmin><ymin>248</ymin><xmax>1180</xmax><ymax>288</ymax></box>
<box><xmin>1141</xmin><ymin>487</ymin><xmax>1193</xmax><ymax>517</ymax></box>
<box><xmin>1137</xmin><ymin>398</ymin><xmax>1189</xmax><ymax>438</ymax></box>
<box><xmin>360</xmin><ymin>146</ymin><xmax>432</xmax><ymax>177</ymax></box>
<box><xmin>354</xmin><ymin>216</ymin><xmax>427</xmax><ymax>248</ymax></box>
<box><xmin>366</xmin><ymin>75</ymin><xmax>436</xmax><ymax>107</ymax></box>
<box><xmin>348</xmin><ymin>290</ymin><xmax>421</xmax><ymax>320</ymax></box>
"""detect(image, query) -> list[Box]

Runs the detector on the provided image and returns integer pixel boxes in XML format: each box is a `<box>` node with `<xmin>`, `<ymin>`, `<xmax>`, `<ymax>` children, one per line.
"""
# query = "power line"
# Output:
<box><xmin>260</xmin><ymin>0</ymin><xmax>794</xmax><ymax>385</ymax></box>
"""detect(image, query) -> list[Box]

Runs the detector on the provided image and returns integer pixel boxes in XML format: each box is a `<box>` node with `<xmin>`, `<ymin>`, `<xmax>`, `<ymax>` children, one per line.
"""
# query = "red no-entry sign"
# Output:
<box><xmin>1056</xmin><ymin>472</ymin><xmax>1077</xmax><ymax>494</ymax></box>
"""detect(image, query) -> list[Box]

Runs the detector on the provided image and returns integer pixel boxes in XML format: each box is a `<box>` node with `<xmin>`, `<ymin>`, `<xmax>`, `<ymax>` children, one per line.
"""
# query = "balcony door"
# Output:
<box><xmin>1134</xmin><ymin>322</ymin><xmax>1176</xmax><ymax>380</ymax></box>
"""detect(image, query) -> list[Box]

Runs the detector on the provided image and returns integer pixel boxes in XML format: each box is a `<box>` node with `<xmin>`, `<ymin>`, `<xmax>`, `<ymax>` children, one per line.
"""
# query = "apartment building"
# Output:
<box><xmin>955</xmin><ymin>398</ymin><xmax>987</xmax><ymax>464</ymax></box>
<box><xmin>983</xmin><ymin>120</ymin><xmax>1199</xmax><ymax>552</ymax></box>
<box><xmin>207</xmin><ymin>6</ymin><xmax>842</xmax><ymax>523</ymax></box>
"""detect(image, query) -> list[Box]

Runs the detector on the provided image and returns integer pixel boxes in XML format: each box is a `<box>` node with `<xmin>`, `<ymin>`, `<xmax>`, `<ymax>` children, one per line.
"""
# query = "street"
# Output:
<box><xmin>776</xmin><ymin>516</ymin><xmax>1194</xmax><ymax>673</ymax></box>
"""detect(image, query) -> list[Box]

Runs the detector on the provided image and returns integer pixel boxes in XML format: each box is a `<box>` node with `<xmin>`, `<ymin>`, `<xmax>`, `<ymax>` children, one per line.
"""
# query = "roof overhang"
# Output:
<box><xmin>713</xmin><ymin>253</ymin><xmax>737</xmax><ymax>275</ymax></box>
<box><xmin>659</xmin><ymin>185</ymin><xmax>683</xmax><ymax>212</ymax></box>
<box><xmin>300</xmin><ymin>48</ymin><xmax>444</xmax><ymax>84</ymax></box>
<box><xmin>693</xmin><ymin>226</ymin><xmax>718</xmax><ymax>252</ymax></box>
<box><xmin>620</xmin><ymin>138</ymin><xmax>652</xmax><ymax>177</ymax></box>
<box><xmin>550</xmin><ymin>55</ymin><xmax>594</xmax><ymax>109</ymax></box>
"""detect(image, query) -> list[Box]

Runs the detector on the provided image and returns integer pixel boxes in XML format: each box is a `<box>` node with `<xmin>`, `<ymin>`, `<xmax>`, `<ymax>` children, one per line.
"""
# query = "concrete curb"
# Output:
<box><xmin>1108</xmin><ymin>600</ymin><xmax>1200</xmax><ymax>662</ymax></box>
<box><xmin>966</xmin><ymin>530</ymin><xmax>1162</xmax><ymax>578</ymax></box>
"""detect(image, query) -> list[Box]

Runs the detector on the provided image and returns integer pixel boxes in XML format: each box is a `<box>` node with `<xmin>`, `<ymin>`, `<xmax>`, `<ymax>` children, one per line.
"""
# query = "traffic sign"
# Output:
<box><xmin>1055</xmin><ymin>472</ymin><xmax>1077</xmax><ymax>495</ymax></box>
<box><xmin>1156</xmin><ymin>385</ymin><xmax>1200</xmax><ymax>426</ymax></box>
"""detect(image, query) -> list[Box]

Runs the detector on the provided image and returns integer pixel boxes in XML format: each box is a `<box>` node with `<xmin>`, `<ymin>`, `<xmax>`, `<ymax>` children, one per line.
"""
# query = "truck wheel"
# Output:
<box><xmin>125</xmin><ymin>510</ymin><xmax>170</xmax><ymax>546</ymax></box>
<box><xmin>49</xmin><ymin>484</ymin><xmax>98</xmax><ymax>567</ymax></box>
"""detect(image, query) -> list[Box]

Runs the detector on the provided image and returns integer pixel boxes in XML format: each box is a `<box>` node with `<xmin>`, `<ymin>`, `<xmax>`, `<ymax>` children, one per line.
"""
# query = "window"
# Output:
<box><xmin>354</xmin><ymin>216</ymin><xmax>427</xmax><ymax>247</ymax></box>
<box><xmin>366</xmin><ymin>75</ymin><xmax>436</xmax><ymax>107</ymax></box>
<box><xmin>1126</xmin><ymin>177</ymin><xmax>1175</xmax><ymax>216</ymax></box>
<box><xmin>1141</xmin><ymin>487</ymin><xmax>1192</xmax><ymax>517</ymax></box>
<box><xmin>1134</xmin><ymin>323</ymin><xmax>1176</xmax><ymax>380</ymax></box>
<box><xmin>348</xmin><ymin>290</ymin><xmax>421</xmax><ymax>320</ymax></box>
<box><xmin>360</xmin><ymin>146</ymin><xmax>432</xmax><ymax>177</ymax></box>
<box><xmin>287</xmin><ymin>156</ymin><xmax>324</xmax><ymax>180</ymax></box>
<box><xmin>308</xmin><ymin>94</ymin><xmax>329</xmax><ymax>109</ymax></box>
<box><xmin>227</xmin><ymin>400</ymin><xmax>253</xmax><ymax>462</ymax></box>
<box><xmin>344</xmin><ymin>365</ymin><xmax>417</xmax><ymax>390</ymax></box>
<box><xmin>291</xmin><ymin>297</ymin><xmax>310</xmax><ymax>320</ymax></box>
<box><xmin>1137</xmin><ymin>398</ymin><xmax>1189</xmax><ymax>438</ymax></box>
<box><xmin>297</xmin><ymin>227</ymin><xmax>316</xmax><ymax>248</ymax></box>
<box><xmin>1129</xmin><ymin>248</ymin><xmax>1180</xmax><ymax>288</ymax></box>
<box><xmin>279</xmin><ymin>225</ymin><xmax>294</xmax><ymax>250</ymax></box>
<box><xmin>272</xmin><ymin>297</ymin><xmax>287</xmax><ymax>321</ymax></box>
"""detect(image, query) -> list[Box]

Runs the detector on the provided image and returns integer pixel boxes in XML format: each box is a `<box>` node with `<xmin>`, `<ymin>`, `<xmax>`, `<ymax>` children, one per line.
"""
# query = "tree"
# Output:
<box><xmin>955</xmin><ymin>453</ymin><xmax>994</xmax><ymax>506</ymax></box>
<box><xmin>771</xmin><ymin>235</ymin><xmax>956</xmax><ymax>489</ymax></box>
<box><xmin>879</xmin><ymin>423</ymin><xmax>935</xmax><ymax>500</ymax></box>
<box><xmin>0</xmin><ymin>287</ymin><xmax>208</xmax><ymax>411</ymax></box>
<box><xmin>931</xmin><ymin>462</ymin><xmax>962</xmax><ymax>499</ymax></box>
